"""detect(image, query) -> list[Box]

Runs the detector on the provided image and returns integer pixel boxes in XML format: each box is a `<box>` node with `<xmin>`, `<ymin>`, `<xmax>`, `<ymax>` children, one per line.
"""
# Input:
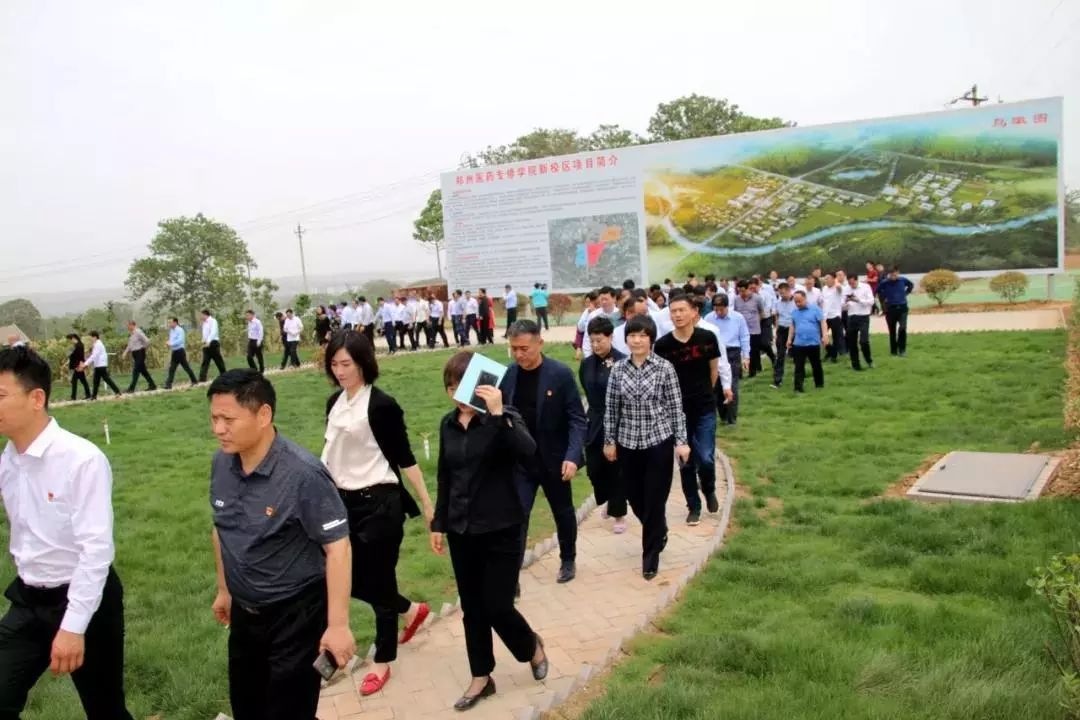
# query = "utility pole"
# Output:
<box><xmin>295</xmin><ymin>223</ymin><xmax>309</xmax><ymax>294</ymax></box>
<box><xmin>951</xmin><ymin>84</ymin><xmax>989</xmax><ymax>107</ymax></box>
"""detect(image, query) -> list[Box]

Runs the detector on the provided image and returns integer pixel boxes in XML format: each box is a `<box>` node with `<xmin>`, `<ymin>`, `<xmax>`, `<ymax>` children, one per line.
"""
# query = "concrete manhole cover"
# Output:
<box><xmin>908</xmin><ymin>451</ymin><xmax>1059</xmax><ymax>503</ymax></box>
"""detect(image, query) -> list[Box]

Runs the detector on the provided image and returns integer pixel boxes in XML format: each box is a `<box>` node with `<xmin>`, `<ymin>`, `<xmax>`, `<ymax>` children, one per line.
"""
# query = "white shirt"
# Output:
<box><xmin>415</xmin><ymin>300</ymin><xmax>430</xmax><ymax>323</ymax></box>
<box><xmin>357</xmin><ymin>303</ymin><xmax>375</xmax><ymax>326</ymax></box>
<box><xmin>843</xmin><ymin>282</ymin><xmax>875</xmax><ymax>316</ymax></box>
<box><xmin>0</xmin><ymin>419</ymin><xmax>116</xmax><ymax>634</ymax></box>
<box><xmin>87</xmin><ymin>339</ymin><xmax>108</xmax><ymax>368</ymax></box>
<box><xmin>341</xmin><ymin>306</ymin><xmax>357</xmax><ymax>326</ymax></box>
<box><xmin>247</xmin><ymin>317</ymin><xmax>264</xmax><ymax>344</ymax></box>
<box><xmin>612</xmin><ymin>311</ymin><xmax>669</xmax><ymax>356</ymax></box>
<box><xmin>582</xmin><ymin>307</ymin><xmax>620</xmax><ymax>358</ymax></box>
<box><xmin>821</xmin><ymin>285</ymin><xmax>844</xmax><ymax>319</ymax></box>
<box><xmin>392</xmin><ymin>303</ymin><xmax>408</xmax><ymax>323</ymax></box>
<box><xmin>575</xmin><ymin>307</ymin><xmax>593</xmax><ymax>333</ymax></box>
<box><xmin>403</xmin><ymin>301</ymin><xmax>418</xmax><ymax>323</ymax></box>
<box><xmin>430</xmin><ymin>300</ymin><xmax>444</xmax><ymax>319</ymax></box>
<box><xmin>202</xmin><ymin>316</ymin><xmax>220</xmax><ymax>344</ymax></box>
<box><xmin>465</xmin><ymin>298</ymin><xmax>479</xmax><ymax>315</ymax></box>
<box><xmin>654</xmin><ymin>307</ymin><xmax>675</xmax><ymax>337</ymax></box>
<box><xmin>758</xmin><ymin>284</ymin><xmax>777</xmax><ymax>315</ymax></box>
<box><xmin>321</xmin><ymin>386</ymin><xmax>398</xmax><ymax>491</ymax></box>
<box><xmin>283</xmin><ymin>316</ymin><xmax>303</xmax><ymax>342</ymax></box>
<box><xmin>801</xmin><ymin>286</ymin><xmax>823</xmax><ymax>309</ymax></box>
<box><xmin>449</xmin><ymin>299</ymin><xmax>463</xmax><ymax>316</ymax></box>
<box><xmin>504</xmin><ymin>291</ymin><xmax>517</xmax><ymax>309</ymax></box>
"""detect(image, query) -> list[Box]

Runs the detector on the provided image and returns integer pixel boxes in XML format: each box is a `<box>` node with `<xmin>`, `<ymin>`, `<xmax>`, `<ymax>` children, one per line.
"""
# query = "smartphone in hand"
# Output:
<box><xmin>313</xmin><ymin>649</ymin><xmax>339</xmax><ymax>681</ymax></box>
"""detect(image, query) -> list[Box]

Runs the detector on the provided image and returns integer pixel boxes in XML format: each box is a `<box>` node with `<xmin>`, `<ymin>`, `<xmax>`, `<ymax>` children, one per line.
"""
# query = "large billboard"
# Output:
<box><xmin>442</xmin><ymin>97</ymin><xmax>1063</xmax><ymax>291</ymax></box>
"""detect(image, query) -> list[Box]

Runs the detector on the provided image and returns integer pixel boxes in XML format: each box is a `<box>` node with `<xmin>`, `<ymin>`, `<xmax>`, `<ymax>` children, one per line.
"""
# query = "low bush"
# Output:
<box><xmin>1030</xmin><ymin>554</ymin><xmax>1080</xmax><ymax>718</ymax></box>
<box><xmin>920</xmin><ymin>268</ymin><xmax>962</xmax><ymax>306</ymax></box>
<box><xmin>990</xmin><ymin>271</ymin><xmax>1030</xmax><ymax>303</ymax></box>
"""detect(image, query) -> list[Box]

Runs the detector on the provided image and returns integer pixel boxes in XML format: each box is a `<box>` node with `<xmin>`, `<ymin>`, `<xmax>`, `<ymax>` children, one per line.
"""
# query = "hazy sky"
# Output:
<box><xmin>2</xmin><ymin>0</ymin><xmax>1077</xmax><ymax>297</ymax></box>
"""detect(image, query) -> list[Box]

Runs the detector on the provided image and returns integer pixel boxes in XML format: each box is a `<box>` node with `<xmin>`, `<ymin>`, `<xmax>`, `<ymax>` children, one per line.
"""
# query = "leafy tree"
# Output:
<box><xmin>292</xmin><ymin>293</ymin><xmax>312</xmax><ymax>316</ymax></box>
<box><xmin>474</xmin><ymin>128</ymin><xmax>583</xmax><ymax>166</ymax></box>
<box><xmin>581</xmin><ymin>124</ymin><xmax>644</xmax><ymax>151</ymax></box>
<box><xmin>0</xmin><ymin>298</ymin><xmax>44</xmax><ymax>339</ymax></box>
<box><xmin>920</xmin><ymin>269</ymin><xmax>962</xmax><ymax>306</ymax></box>
<box><xmin>1067</xmin><ymin>188</ymin><xmax>1079</xmax><ymax>252</ymax></box>
<box><xmin>413</xmin><ymin>190</ymin><xmax>445</xmax><ymax>279</ymax></box>
<box><xmin>647</xmin><ymin>94</ymin><xmax>791</xmax><ymax>142</ymax></box>
<box><xmin>125</xmin><ymin>214</ymin><xmax>274</xmax><ymax>326</ymax></box>
<box><xmin>989</xmin><ymin>271</ymin><xmax>1029</xmax><ymax>303</ymax></box>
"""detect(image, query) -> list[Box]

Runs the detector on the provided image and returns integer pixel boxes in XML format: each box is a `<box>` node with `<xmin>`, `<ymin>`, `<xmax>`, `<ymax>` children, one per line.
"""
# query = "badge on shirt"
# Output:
<box><xmin>265</xmin><ymin>506</ymin><xmax>275</xmax><ymax>517</ymax></box>
<box><xmin>47</xmin><ymin>492</ymin><xmax>55</xmax><ymax>502</ymax></box>
<box><xmin>546</xmin><ymin>389</ymin><xmax>553</xmax><ymax>397</ymax></box>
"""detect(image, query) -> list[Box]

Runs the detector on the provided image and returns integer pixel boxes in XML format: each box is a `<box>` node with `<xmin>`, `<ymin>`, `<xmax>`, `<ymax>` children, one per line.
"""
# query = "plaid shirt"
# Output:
<box><xmin>604</xmin><ymin>353</ymin><xmax>687</xmax><ymax>449</ymax></box>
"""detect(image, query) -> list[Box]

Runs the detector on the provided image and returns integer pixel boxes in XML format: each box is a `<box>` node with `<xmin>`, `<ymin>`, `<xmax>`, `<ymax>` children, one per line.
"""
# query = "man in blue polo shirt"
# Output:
<box><xmin>877</xmin><ymin>266</ymin><xmax>915</xmax><ymax>357</ymax></box>
<box><xmin>163</xmin><ymin>317</ymin><xmax>198</xmax><ymax>389</ymax></box>
<box><xmin>530</xmin><ymin>283</ymin><xmax>549</xmax><ymax>331</ymax></box>
<box><xmin>787</xmin><ymin>290</ymin><xmax>827</xmax><ymax>393</ymax></box>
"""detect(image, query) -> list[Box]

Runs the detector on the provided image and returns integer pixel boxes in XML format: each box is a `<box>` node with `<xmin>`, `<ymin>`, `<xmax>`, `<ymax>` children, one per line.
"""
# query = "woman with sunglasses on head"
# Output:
<box><xmin>321</xmin><ymin>331</ymin><xmax>434</xmax><ymax>696</ymax></box>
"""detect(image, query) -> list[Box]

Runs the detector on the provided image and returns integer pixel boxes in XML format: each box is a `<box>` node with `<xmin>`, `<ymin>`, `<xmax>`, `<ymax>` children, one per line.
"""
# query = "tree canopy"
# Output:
<box><xmin>125</xmin><ymin>213</ymin><xmax>278</xmax><ymax>326</ymax></box>
<box><xmin>646</xmin><ymin>94</ymin><xmax>791</xmax><ymax>142</ymax></box>
<box><xmin>413</xmin><ymin>190</ymin><xmax>445</xmax><ymax>278</ymax></box>
<box><xmin>0</xmin><ymin>298</ymin><xmax>44</xmax><ymax>339</ymax></box>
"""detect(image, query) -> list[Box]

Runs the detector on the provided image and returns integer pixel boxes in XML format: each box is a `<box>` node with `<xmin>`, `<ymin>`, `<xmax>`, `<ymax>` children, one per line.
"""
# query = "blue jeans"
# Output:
<box><xmin>679</xmin><ymin>411</ymin><xmax>716</xmax><ymax>513</ymax></box>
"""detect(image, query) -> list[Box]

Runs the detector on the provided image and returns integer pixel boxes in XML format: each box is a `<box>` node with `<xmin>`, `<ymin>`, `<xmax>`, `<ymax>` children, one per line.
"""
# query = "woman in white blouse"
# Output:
<box><xmin>322</xmin><ymin>331</ymin><xmax>435</xmax><ymax>696</ymax></box>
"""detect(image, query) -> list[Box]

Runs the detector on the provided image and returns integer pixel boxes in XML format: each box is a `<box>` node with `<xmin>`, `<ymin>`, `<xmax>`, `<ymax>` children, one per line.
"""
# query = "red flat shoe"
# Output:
<box><xmin>399</xmin><ymin>602</ymin><xmax>430</xmax><ymax>645</ymax></box>
<box><xmin>359</xmin><ymin>667</ymin><xmax>391</xmax><ymax>696</ymax></box>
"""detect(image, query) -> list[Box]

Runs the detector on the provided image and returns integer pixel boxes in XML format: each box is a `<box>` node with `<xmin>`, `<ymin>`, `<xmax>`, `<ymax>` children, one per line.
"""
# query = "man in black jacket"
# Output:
<box><xmin>477</xmin><ymin>289</ymin><xmax>493</xmax><ymax>345</ymax></box>
<box><xmin>500</xmin><ymin>320</ymin><xmax>587</xmax><ymax>585</ymax></box>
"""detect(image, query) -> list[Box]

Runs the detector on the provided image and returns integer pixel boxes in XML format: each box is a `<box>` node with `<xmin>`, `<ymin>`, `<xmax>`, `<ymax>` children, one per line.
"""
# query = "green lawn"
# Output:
<box><xmin>2</xmin><ymin>344</ymin><xmax>577</xmax><ymax>720</ymax></box>
<box><xmin>581</xmin><ymin>330</ymin><xmax>1080</xmax><ymax>720</ymax></box>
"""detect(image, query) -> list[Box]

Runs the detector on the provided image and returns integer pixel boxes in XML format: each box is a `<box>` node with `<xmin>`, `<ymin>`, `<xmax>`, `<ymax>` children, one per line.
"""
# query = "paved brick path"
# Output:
<box><xmin>312</xmin><ymin>455</ymin><xmax>733</xmax><ymax>720</ymax></box>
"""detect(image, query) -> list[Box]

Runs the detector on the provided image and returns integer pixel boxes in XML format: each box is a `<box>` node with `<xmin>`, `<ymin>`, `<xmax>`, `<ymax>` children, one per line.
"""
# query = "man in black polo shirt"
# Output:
<box><xmin>207</xmin><ymin>369</ymin><xmax>355</xmax><ymax>720</ymax></box>
<box><xmin>654</xmin><ymin>295</ymin><xmax>732</xmax><ymax>526</ymax></box>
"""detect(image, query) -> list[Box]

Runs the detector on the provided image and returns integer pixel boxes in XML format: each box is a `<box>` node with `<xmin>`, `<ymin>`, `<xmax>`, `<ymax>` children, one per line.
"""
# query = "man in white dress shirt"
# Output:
<box><xmin>463</xmin><ymin>291</ymin><xmax>479</xmax><ymax>346</ymax></box>
<box><xmin>245</xmin><ymin>310</ymin><xmax>265</xmax><ymax>374</ymax></box>
<box><xmin>428</xmin><ymin>295</ymin><xmax>449</xmax><ymax>349</ymax></box>
<box><xmin>842</xmin><ymin>274</ymin><xmax>875</xmax><ymax>371</ymax></box>
<box><xmin>84</xmin><ymin>331</ymin><xmax>122</xmax><ymax>399</ymax></box>
<box><xmin>0</xmin><ymin>347</ymin><xmax>134</xmax><ymax>719</ymax></box>
<box><xmin>376</xmin><ymin>298</ymin><xmax>397</xmax><ymax>354</ymax></box>
<box><xmin>821</xmin><ymin>274</ymin><xmax>847</xmax><ymax>363</ymax></box>
<box><xmin>503</xmin><ymin>284</ymin><xmax>518</xmax><ymax>338</ymax></box>
<box><xmin>198</xmin><ymin>309</ymin><xmax>227</xmax><ymax>382</ymax></box>
<box><xmin>280</xmin><ymin>308</ymin><xmax>303</xmax><ymax>369</ymax></box>
<box><xmin>357</xmin><ymin>296</ymin><xmax>376</xmax><ymax>345</ymax></box>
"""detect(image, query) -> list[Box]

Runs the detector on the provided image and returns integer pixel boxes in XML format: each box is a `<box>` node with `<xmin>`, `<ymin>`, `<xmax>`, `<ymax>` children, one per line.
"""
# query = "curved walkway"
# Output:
<box><xmin>310</xmin><ymin>452</ymin><xmax>736</xmax><ymax>720</ymax></box>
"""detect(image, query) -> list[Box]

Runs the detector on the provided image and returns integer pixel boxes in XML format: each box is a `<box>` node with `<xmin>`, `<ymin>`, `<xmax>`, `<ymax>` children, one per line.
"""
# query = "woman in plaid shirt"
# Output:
<box><xmin>603</xmin><ymin>314</ymin><xmax>690</xmax><ymax>580</ymax></box>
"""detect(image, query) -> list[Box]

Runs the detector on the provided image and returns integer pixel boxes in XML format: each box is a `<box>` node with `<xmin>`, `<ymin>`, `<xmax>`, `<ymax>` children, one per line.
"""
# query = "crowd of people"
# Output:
<box><xmin>0</xmin><ymin>262</ymin><xmax>916</xmax><ymax>719</ymax></box>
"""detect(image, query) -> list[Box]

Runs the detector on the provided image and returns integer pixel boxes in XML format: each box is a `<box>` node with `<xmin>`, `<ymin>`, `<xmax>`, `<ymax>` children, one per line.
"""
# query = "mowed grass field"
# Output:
<box><xmin>3</xmin><ymin>331</ymin><xmax>1079</xmax><ymax>718</ymax></box>
<box><xmin>582</xmin><ymin>330</ymin><xmax>1080</xmax><ymax>720</ymax></box>
<box><xmin>1</xmin><ymin>343</ymin><xmax>575</xmax><ymax>720</ymax></box>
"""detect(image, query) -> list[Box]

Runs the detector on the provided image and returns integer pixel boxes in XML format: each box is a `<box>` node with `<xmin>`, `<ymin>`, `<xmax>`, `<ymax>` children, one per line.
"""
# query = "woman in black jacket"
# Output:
<box><xmin>66</xmin><ymin>333</ymin><xmax>91</xmax><ymax>401</ymax></box>
<box><xmin>431</xmin><ymin>351</ymin><xmax>549</xmax><ymax>712</ymax></box>
<box><xmin>321</xmin><ymin>331</ymin><xmax>434</xmax><ymax>696</ymax></box>
<box><xmin>315</xmin><ymin>305</ymin><xmax>332</xmax><ymax>346</ymax></box>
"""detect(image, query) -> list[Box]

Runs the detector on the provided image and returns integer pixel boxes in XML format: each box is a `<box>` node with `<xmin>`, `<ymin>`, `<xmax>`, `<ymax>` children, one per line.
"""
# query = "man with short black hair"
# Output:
<box><xmin>733</xmin><ymin>281</ymin><xmax>772</xmax><ymax>377</ymax></box>
<box><xmin>655</xmin><ymin>296</ymin><xmax>731</xmax><ymax>524</ymax></box>
<box><xmin>357</xmin><ymin>296</ymin><xmax>376</xmax><ymax>345</ymax></box>
<box><xmin>581</xmin><ymin>286</ymin><xmax>621</xmax><ymax>358</ymax></box>
<box><xmin>704</xmin><ymin>294</ymin><xmax>750</xmax><ymax>424</ymax></box>
<box><xmin>503</xmin><ymin>285</ymin><xmax>518</xmax><ymax>337</ymax></box>
<box><xmin>245</xmin><ymin>310</ymin><xmax>265</xmax><ymax>374</ymax></box>
<box><xmin>208</xmin><ymin>369</ymin><xmax>355</xmax><ymax>720</ymax></box>
<box><xmin>280</xmin><ymin>308</ymin><xmax>302</xmax><ymax>369</ymax></box>
<box><xmin>85</xmin><ymin>331</ymin><xmax>121</xmax><ymax>399</ymax></box>
<box><xmin>0</xmin><ymin>347</ymin><xmax>135</xmax><ymax>719</ymax></box>
<box><xmin>878</xmin><ymin>266</ymin><xmax>914</xmax><ymax>356</ymax></box>
<box><xmin>477</xmin><ymin>289</ymin><xmax>493</xmax><ymax>345</ymax></box>
<box><xmin>199</xmin><ymin>310</ymin><xmax>227</xmax><ymax>382</ymax></box>
<box><xmin>164</xmin><ymin>317</ymin><xmax>198</xmax><ymax>389</ymax></box>
<box><xmin>501</xmin><ymin>321</ymin><xmax>587</xmax><ymax>585</ymax></box>
<box><xmin>122</xmin><ymin>320</ymin><xmax>156</xmax><ymax>393</ymax></box>
<box><xmin>530</xmin><ymin>283</ymin><xmax>550</xmax><ymax>331</ymax></box>
<box><xmin>843</xmin><ymin>274</ymin><xmax>875</xmax><ymax>371</ymax></box>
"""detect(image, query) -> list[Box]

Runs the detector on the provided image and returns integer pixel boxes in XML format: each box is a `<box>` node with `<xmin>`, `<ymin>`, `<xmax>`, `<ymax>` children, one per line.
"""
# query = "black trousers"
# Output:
<box><xmin>792</xmin><ymin>345</ymin><xmax>824</xmax><ymax>391</ymax></box>
<box><xmin>885</xmin><ymin>304</ymin><xmax>909</xmax><ymax>354</ymax></box>
<box><xmin>447</xmin><ymin>526</ymin><xmax>537</xmax><ymax>678</ymax></box>
<box><xmin>517</xmin><ymin>470</ymin><xmax>577</xmax><ymax>563</ymax></box>
<box><xmin>749</xmin><ymin>333</ymin><xmax>775</xmax><ymax>377</ymax></box>
<box><xmin>825</xmin><ymin>317</ymin><xmax>847</xmax><ymax>360</ymax></box>
<box><xmin>229</xmin><ymin>581</ymin><xmax>326</xmax><ymax>720</ymax></box>
<box><xmin>199</xmin><ymin>340</ymin><xmax>226</xmax><ymax>381</ymax></box>
<box><xmin>246</xmin><ymin>339</ymin><xmax>265</xmax><ymax>374</ymax></box>
<box><xmin>127</xmin><ymin>349</ymin><xmax>155</xmax><ymax>392</ymax></box>
<box><xmin>465</xmin><ymin>314</ymin><xmax>479</xmax><ymax>345</ymax></box>
<box><xmin>407</xmin><ymin>322</ymin><xmax>420</xmax><ymax>351</ymax></box>
<box><xmin>363</xmin><ymin>324</ymin><xmax>376</xmax><ymax>346</ymax></box>
<box><xmin>773</xmin><ymin>327</ymin><xmax>790</xmax><ymax>386</ymax></box>
<box><xmin>478</xmin><ymin>315</ymin><xmax>493</xmax><ymax>344</ymax></box>
<box><xmin>70</xmin><ymin>371</ymin><xmax>91</xmax><ymax>401</ymax></box>
<box><xmin>505</xmin><ymin>308</ymin><xmax>518</xmax><ymax>334</ymax></box>
<box><xmin>340</xmin><ymin>486</ymin><xmax>411</xmax><ymax>664</ymax></box>
<box><xmin>847</xmin><ymin>315</ymin><xmax>873</xmax><ymax>369</ymax></box>
<box><xmin>0</xmin><ymin>569</ymin><xmax>133</xmax><ymax>720</ymax></box>
<box><xmin>280</xmin><ymin>341</ymin><xmax>300</xmax><ymax>369</ymax></box>
<box><xmin>91</xmin><ymin>367</ymin><xmax>121</xmax><ymax>399</ymax></box>
<box><xmin>718</xmin><ymin>347</ymin><xmax>741</xmax><ymax>424</ymax></box>
<box><xmin>584</xmin><ymin>440</ymin><xmax>625</xmax><ymax>517</ymax></box>
<box><xmin>760</xmin><ymin>316</ymin><xmax>775</xmax><ymax>354</ymax></box>
<box><xmin>165</xmin><ymin>348</ymin><xmax>197</xmax><ymax>388</ymax></box>
<box><xmin>431</xmin><ymin>318</ymin><xmax>449</xmax><ymax>348</ymax></box>
<box><xmin>618</xmin><ymin>437</ymin><xmax>673</xmax><ymax>574</ymax></box>
<box><xmin>383</xmin><ymin>322</ymin><xmax>397</xmax><ymax>353</ymax></box>
<box><xmin>535</xmin><ymin>307</ymin><xmax>549</xmax><ymax>331</ymax></box>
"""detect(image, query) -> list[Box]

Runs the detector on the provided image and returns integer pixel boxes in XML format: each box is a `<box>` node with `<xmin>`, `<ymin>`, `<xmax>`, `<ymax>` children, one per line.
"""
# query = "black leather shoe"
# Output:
<box><xmin>643</xmin><ymin>570</ymin><xmax>658</xmax><ymax>581</ymax></box>
<box><xmin>530</xmin><ymin>635</ymin><xmax>549</xmax><ymax>680</ymax></box>
<box><xmin>454</xmin><ymin>677</ymin><xmax>495</xmax><ymax>712</ymax></box>
<box><xmin>556</xmin><ymin>561</ymin><xmax>576</xmax><ymax>584</ymax></box>
<box><xmin>705</xmin><ymin>492</ymin><xmax>719</xmax><ymax>513</ymax></box>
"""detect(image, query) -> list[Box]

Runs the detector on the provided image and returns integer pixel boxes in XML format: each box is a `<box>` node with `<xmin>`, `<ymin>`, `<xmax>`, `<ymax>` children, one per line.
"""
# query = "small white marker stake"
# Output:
<box><xmin>421</xmin><ymin>433</ymin><xmax>431</xmax><ymax>460</ymax></box>
<box><xmin>103</xmin><ymin>418</ymin><xmax>111</xmax><ymax>445</ymax></box>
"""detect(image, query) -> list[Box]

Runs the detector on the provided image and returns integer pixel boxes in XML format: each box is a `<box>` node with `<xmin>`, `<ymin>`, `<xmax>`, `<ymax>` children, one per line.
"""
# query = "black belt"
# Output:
<box><xmin>236</xmin><ymin>579</ymin><xmax>323</xmax><ymax>616</ymax></box>
<box><xmin>16</xmin><ymin>577</ymin><xmax>70</xmax><ymax>605</ymax></box>
<box><xmin>725</xmin><ymin>347</ymin><xmax>741</xmax><ymax>357</ymax></box>
<box><xmin>339</xmin><ymin>483</ymin><xmax>397</xmax><ymax>501</ymax></box>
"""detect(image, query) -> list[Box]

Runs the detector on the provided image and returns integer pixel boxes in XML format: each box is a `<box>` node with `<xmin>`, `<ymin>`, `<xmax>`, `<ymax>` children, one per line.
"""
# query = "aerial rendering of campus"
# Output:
<box><xmin>643</xmin><ymin>99</ymin><xmax>1061</xmax><ymax>279</ymax></box>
